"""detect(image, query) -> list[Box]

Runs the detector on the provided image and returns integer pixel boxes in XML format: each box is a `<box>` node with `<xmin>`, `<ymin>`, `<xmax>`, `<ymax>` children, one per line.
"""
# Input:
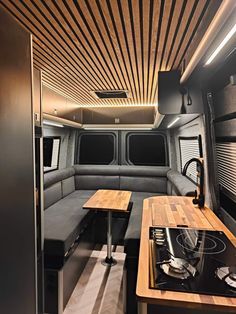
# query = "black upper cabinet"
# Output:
<box><xmin>158</xmin><ymin>70</ymin><xmax>182</xmax><ymax>114</ymax></box>
<box><xmin>158</xmin><ymin>70</ymin><xmax>204</xmax><ymax>115</ymax></box>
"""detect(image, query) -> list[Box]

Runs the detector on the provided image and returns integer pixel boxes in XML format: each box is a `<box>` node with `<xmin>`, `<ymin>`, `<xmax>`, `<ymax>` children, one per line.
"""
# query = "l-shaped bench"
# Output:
<box><xmin>44</xmin><ymin>165</ymin><xmax>196</xmax><ymax>313</ymax></box>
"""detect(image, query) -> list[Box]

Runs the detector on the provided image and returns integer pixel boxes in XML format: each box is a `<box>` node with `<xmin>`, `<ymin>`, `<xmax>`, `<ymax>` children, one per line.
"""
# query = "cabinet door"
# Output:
<box><xmin>0</xmin><ymin>7</ymin><xmax>37</xmax><ymax>314</ymax></box>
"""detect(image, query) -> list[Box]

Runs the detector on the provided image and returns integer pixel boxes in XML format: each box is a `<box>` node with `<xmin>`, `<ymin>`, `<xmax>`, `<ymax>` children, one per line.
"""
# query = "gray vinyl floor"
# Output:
<box><xmin>63</xmin><ymin>245</ymin><xmax>125</xmax><ymax>314</ymax></box>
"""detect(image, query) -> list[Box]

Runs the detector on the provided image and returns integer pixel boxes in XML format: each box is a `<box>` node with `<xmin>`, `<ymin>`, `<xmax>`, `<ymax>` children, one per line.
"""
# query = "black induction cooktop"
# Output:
<box><xmin>149</xmin><ymin>227</ymin><xmax>236</xmax><ymax>297</ymax></box>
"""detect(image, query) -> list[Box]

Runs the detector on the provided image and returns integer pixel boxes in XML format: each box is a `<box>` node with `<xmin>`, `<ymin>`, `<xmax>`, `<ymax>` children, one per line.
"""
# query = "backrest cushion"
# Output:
<box><xmin>62</xmin><ymin>177</ymin><xmax>75</xmax><ymax>197</ymax></box>
<box><xmin>167</xmin><ymin>170</ymin><xmax>196</xmax><ymax>196</ymax></box>
<box><xmin>74</xmin><ymin>165</ymin><xmax>120</xmax><ymax>190</ymax></box>
<box><xmin>44</xmin><ymin>182</ymin><xmax>62</xmax><ymax>209</ymax></box>
<box><xmin>120</xmin><ymin>176</ymin><xmax>167</xmax><ymax>193</ymax></box>
<box><xmin>44</xmin><ymin>167</ymin><xmax>75</xmax><ymax>209</ymax></box>
<box><xmin>119</xmin><ymin>165</ymin><xmax>170</xmax><ymax>193</ymax></box>
<box><xmin>44</xmin><ymin>167</ymin><xmax>75</xmax><ymax>189</ymax></box>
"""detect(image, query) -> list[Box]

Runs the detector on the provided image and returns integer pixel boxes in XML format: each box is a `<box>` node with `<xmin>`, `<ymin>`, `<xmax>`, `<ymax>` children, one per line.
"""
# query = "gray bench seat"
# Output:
<box><xmin>44</xmin><ymin>192</ymin><xmax>93</xmax><ymax>256</ymax></box>
<box><xmin>124</xmin><ymin>192</ymin><xmax>164</xmax><ymax>256</ymax></box>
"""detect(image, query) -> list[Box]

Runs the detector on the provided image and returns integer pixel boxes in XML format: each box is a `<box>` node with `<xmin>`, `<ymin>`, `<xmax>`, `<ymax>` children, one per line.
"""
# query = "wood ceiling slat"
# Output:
<box><xmin>172</xmin><ymin>0</ymin><xmax>208</xmax><ymax>69</ymax></box>
<box><xmin>41</xmin><ymin>72</ymin><xmax>89</xmax><ymax>104</ymax></box>
<box><xmin>142</xmin><ymin>0</ymin><xmax>151</xmax><ymax>104</ymax></box>
<box><xmin>131</xmin><ymin>0</ymin><xmax>143</xmax><ymax>104</ymax></box>
<box><xmin>166</xmin><ymin>0</ymin><xmax>196</xmax><ymax>69</ymax></box>
<box><xmin>175</xmin><ymin>0</ymin><xmax>210</xmax><ymax>69</ymax></box>
<box><xmin>65</xmin><ymin>0</ymin><xmax>119</xmax><ymax>89</ymax></box>
<box><xmin>100</xmin><ymin>0</ymin><xmax>138</xmax><ymax>103</ymax></box>
<box><xmin>159</xmin><ymin>0</ymin><xmax>177</xmax><ymax>71</ymax></box>
<box><xmin>34</xmin><ymin>0</ymin><xmax>116</xmax><ymax>90</ymax></box>
<box><xmin>33</xmin><ymin>55</ymin><xmax>94</xmax><ymax>104</ymax></box>
<box><xmin>163</xmin><ymin>0</ymin><xmax>187</xmax><ymax>70</ymax></box>
<box><xmin>49</xmin><ymin>0</ymin><xmax>122</xmax><ymax>90</ymax></box>
<box><xmin>150</xmin><ymin>0</ymin><xmax>172</xmax><ymax>103</ymax></box>
<box><xmin>33</xmin><ymin>45</ymin><xmax>93</xmax><ymax>101</ymax></box>
<box><xmin>79</xmin><ymin>0</ymin><xmax>126</xmax><ymax>90</ymax></box>
<box><xmin>120</xmin><ymin>0</ymin><xmax>141</xmax><ymax>103</ymax></box>
<box><xmin>146</xmin><ymin>0</ymin><xmax>162</xmax><ymax>104</ymax></box>
<box><xmin>98</xmin><ymin>0</ymin><xmax>135</xmax><ymax>101</ymax></box>
<box><xmin>2</xmin><ymin>0</ymin><xmax>102</xmax><ymax>92</ymax></box>
<box><xmin>20</xmin><ymin>0</ymin><xmax>111</xmax><ymax>89</ymax></box>
<box><xmin>32</xmin><ymin>41</ymin><xmax>97</xmax><ymax>98</ymax></box>
<box><xmin>0</xmin><ymin>0</ymin><xmax>220</xmax><ymax>110</ymax></box>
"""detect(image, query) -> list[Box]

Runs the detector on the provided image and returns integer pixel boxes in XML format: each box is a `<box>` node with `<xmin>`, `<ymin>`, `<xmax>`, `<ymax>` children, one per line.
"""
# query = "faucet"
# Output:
<box><xmin>182</xmin><ymin>158</ymin><xmax>205</xmax><ymax>208</ymax></box>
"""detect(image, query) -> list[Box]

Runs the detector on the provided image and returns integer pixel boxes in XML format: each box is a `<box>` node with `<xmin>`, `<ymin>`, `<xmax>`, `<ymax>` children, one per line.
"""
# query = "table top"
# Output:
<box><xmin>136</xmin><ymin>196</ymin><xmax>236</xmax><ymax>312</ymax></box>
<box><xmin>83</xmin><ymin>189</ymin><xmax>132</xmax><ymax>212</ymax></box>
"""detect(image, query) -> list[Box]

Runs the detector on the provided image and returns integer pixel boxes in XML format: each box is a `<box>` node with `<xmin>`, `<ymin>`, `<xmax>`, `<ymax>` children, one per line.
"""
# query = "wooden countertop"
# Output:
<box><xmin>83</xmin><ymin>189</ymin><xmax>132</xmax><ymax>212</ymax></box>
<box><xmin>136</xmin><ymin>196</ymin><xmax>236</xmax><ymax>312</ymax></box>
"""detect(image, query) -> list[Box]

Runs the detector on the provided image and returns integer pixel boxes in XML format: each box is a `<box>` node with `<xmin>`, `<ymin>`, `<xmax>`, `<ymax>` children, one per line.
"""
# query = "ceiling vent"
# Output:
<box><xmin>90</xmin><ymin>90</ymin><xmax>129</xmax><ymax>99</ymax></box>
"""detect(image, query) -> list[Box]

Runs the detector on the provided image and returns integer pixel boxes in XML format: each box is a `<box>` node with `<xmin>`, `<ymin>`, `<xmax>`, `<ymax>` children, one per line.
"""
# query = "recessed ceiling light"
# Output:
<box><xmin>205</xmin><ymin>23</ymin><xmax>236</xmax><ymax>65</ymax></box>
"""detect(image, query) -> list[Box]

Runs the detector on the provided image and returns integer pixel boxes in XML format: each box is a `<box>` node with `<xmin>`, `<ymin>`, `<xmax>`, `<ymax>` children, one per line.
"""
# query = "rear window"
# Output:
<box><xmin>127</xmin><ymin>133</ymin><xmax>167</xmax><ymax>166</ymax></box>
<box><xmin>77</xmin><ymin>133</ymin><xmax>115</xmax><ymax>165</ymax></box>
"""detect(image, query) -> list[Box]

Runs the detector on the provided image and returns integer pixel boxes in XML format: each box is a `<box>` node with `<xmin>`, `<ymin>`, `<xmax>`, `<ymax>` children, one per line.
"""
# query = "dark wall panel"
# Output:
<box><xmin>0</xmin><ymin>7</ymin><xmax>36</xmax><ymax>314</ymax></box>
<box><xmin>82</xmin><ymin>106</ymin><xmax>155</xmax><ymax>124</ymax></box>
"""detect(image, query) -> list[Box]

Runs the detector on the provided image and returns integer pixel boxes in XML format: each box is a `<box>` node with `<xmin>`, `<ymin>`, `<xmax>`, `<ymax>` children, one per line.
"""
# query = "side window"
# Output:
<box><xmin>43</xmin><ymin>137</ymin><xmax>61</xmax><ymax>173</ymax></box>
<box><xmin>77</xmin><ymin>133</ymin><xmax>116</xmax><ymax>165</ymax></box>
<box><xmin>126</xmin><ymin>133</ymin><xmax>168</xmax><ymax>166</ymax></box>
<box><xmin>179</xmin><ymin>136</ymin><xmax>202</xmax><ymax>183</ymax></box>
<box><xmin>216</xmin><ymin>140</ymin><xmax>236</xmax><ymax>204</ymax></box>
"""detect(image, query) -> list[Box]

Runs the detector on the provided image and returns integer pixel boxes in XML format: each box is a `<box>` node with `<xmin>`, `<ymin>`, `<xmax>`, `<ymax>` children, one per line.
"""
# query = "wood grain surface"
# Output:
<box><xmin>83</xmin><ymin>189</ymin><xmax>131</xmax><ymax>212</ymax></box>
<box><xmin>0</xmin><ymin>1</ymin><xmax>221</xmax><ymax>110</ymax></box>
<box><xmin>136</xmin><ymin>196</ymin><xmax>236</xmax><ymax>312</ymax></box>
<box><xmin>151</xmin><ymin>196</ymin><xmax>213</xmax><ymax>229</ymax></box>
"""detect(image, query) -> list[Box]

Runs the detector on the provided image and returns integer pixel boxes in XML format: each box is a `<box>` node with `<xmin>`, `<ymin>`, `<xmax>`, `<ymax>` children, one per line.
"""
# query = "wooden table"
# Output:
<box><xmin>83</xmin><ymin>189</ymin><xmax>131</xmax><ymax>266</ymax></box>
<box><xmin>136</xmin><ymin>196</ymin><xmax>236</xmax><ymax>313</ymax></box>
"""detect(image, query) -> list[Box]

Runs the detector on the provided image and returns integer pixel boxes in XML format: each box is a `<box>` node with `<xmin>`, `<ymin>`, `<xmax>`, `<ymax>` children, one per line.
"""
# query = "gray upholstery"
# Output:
<box><xmin>43</xmin><ymin>165</ymin><xmax>195</xmax><ymax>260</ymax></box>
<box><xmin>44</xmin><ymin>192</ymin><xmax>94</xmax><ymax>256</ymax></box>
<box><xmin>119</xmin><ymin>165</ymin><xmax>170</xmax><ymax>177</ymax></box>
<box><xmin>74</xmin><ymin>165</ymin><xmax>120</xmax><ymax>190</ymax></box>
<box><xmin>75</xmin><ymin>175</ymin><xmax>120</xmax><ymax>190</ymax></box>
<box><xmin>124</xmin><ymin>192</ymin><xmax>164</xmax><ymax>256</ymax></box>
<box><xmin>62</xmin><ymin>177</ymin><xmax>75</xmax><ymax>198</ymax></box>
<box><xmin>70</xmin><ymin>190</ymin><xmax>96</xmax><ymax>199</ymax></box>
<box><xmin>120</xmin><ymin>165</ymin><xmax>169</xmax><ymax>193</ymax></box>
<box><xmin>44</xmin><ymin>167</ymin><xmax>75</xmax><ymax>189</ymax></box>
<box><xmin>74</xmin><ymin>165</ymin><xmax>119</xmax><ymax>175</ymax></box>
<box><xmin>120</xmin><ymin>176</ymin><xmax>167</xmax><ymax>193</ymax></box>
<box><xmin>44</xmin><ymin>182</ymin><xmax>62</xmax><ymax>209</ymax></box>
<box><xmin>167</xmin><ymin>170</ymin><xmax>196</xmax><ymax>196</ymax></box>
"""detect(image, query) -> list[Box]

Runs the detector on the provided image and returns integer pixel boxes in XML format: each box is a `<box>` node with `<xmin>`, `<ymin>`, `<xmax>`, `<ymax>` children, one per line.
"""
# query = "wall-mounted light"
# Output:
<box><xmin>43</xmin><ymin>120</ymin><xmax>64</xmax><ymax>128</ymax></box>
<box><xmin>83</xmin><ymin>124</ymin><xmax>153</xmax><ymax>130</ymax></box>
<box><xmin>167</xmin><ymin>117</ymin><xmax>180</xmax><ymax>128</ymax></box>
<box><xmin>205</xmin><ymin>23</ymin><xmax>236</xmax><ymax>65</ymax></box>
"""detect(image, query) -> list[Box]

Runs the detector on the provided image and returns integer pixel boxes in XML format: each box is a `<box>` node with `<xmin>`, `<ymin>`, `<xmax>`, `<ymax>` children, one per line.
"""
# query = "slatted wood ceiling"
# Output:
<box><xmin>1</xmin><ymin>0</ymin><xmax>221</xmax><ymax>107</ymax></box>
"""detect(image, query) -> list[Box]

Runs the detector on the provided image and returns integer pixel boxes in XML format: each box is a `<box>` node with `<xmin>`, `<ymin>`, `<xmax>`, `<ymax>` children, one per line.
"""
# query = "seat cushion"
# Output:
<box><xmin>70</xmin><ymin>190</ymin><xmax>96</xmax><ymax>200</ymax></box>
<box><xmin>124</xmin><ymin>192</ymin><xmax>165</xmax><ymax>257</ymax></box>
<box><xmin>44</xmin><ymin>191</ymin><xmax>94</xmax><ymax>256</ymax></box>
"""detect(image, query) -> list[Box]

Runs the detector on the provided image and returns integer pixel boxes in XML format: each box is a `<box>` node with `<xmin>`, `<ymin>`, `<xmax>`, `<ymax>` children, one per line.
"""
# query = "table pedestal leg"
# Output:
<box><xmin>102</xmin><ymin>211</ymin><xmax>117</xmax><ymax>266</ymax></box>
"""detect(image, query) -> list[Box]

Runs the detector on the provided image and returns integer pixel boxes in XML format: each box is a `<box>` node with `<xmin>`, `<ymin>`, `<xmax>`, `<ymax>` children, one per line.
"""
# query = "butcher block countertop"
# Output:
<box><xmin>136</xmin><ymin>196</ymin><xmax>236</xmax><ymax>312</ymax></box>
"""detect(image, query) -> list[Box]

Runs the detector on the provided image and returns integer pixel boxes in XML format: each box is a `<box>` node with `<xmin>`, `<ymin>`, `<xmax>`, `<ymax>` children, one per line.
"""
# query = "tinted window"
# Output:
<box><xmin>128</xmin><ymin>133</ymin><xmax>167</xmax><ymax>166</ymax></box>
<box><xmin>78</xmin><ymin>133</ymin><xmax>115</xmax><ymax>164</ymax></box>
<box><xmin>43</xmin><ymin>137</ymin><xmax>60</xmax><ymax>172</ymax></box>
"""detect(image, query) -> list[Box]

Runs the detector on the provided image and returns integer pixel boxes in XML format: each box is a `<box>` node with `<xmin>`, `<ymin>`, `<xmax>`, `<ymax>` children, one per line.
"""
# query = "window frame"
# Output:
<box><xmin>179</xmin><ymin>135</ymin><xmax>202</xmax><ymax>185</ymax></box>
<box><xmin>76</xmin><ymin>131</ymin><xmax>117</xmax><ymax>165</ymax></box>
<box><xmin>43</xmin><ymin>136</ymin><xmax>61</xmax><ymax>173</ymax></box>
<box><xmin>125</xmin><ymin>131</ymin><xmax>169</xmax><ymax>166</ymax></box>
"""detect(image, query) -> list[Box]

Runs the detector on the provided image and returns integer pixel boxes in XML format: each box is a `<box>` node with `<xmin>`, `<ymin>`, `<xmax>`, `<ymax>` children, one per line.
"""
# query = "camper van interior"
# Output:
<box><xmin>1</xmin><ymin>0</ymin><xmax>236</xmax><ymax>314</ymax></box>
